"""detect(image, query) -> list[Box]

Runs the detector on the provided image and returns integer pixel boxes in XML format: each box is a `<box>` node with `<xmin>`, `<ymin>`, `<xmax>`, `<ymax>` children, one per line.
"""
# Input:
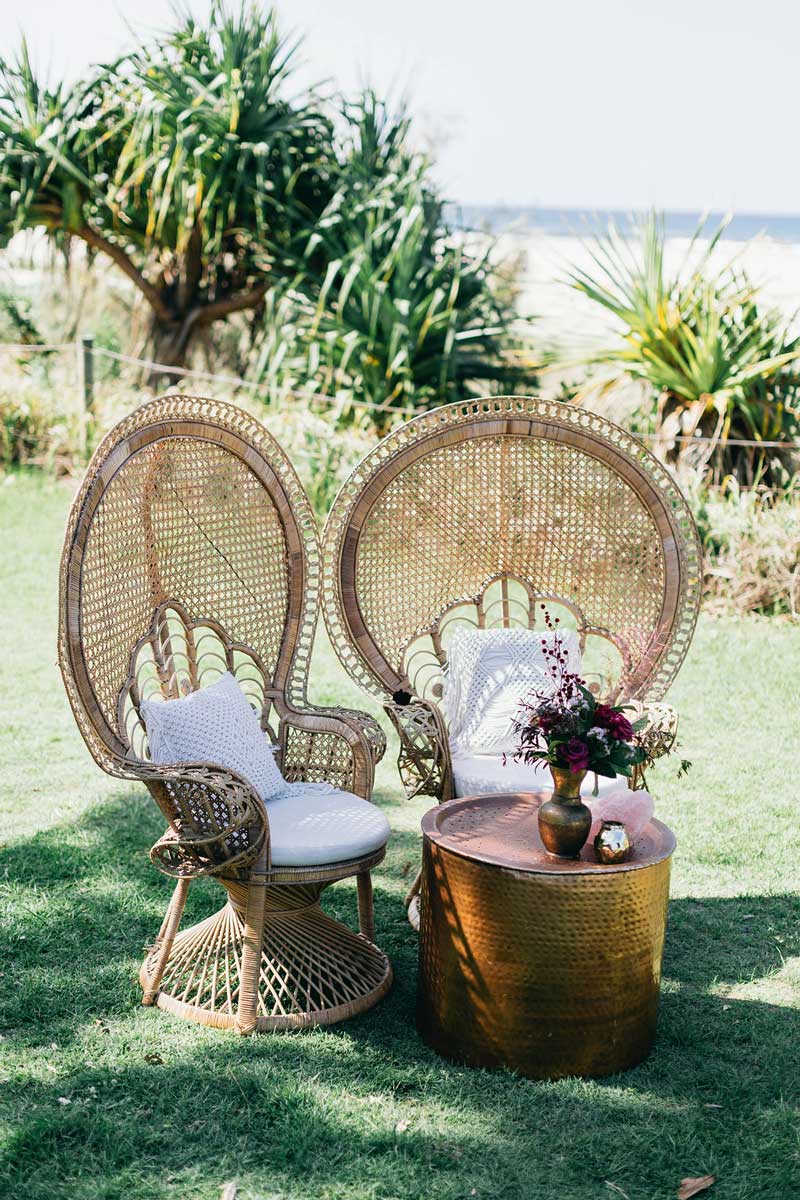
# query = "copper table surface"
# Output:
<box><xmin>417</xmin><ymin>792</ymin><xmax>676</xmax><ymax>1080</ymax></box>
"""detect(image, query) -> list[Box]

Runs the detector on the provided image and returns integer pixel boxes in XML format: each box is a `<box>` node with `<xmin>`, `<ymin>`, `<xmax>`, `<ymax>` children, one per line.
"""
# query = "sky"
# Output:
<box><xmin>5</xmin><ymin>0</ymin><xmax>800</xmax><ymax>214</ymax></box>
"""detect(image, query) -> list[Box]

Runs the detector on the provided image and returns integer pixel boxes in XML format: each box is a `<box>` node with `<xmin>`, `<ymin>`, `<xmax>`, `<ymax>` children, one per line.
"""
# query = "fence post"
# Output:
<box><xmin>77</xmin><ymin>334</ymin><xmax>94</xmax><ymax>456</ymax></box>
<box><xmin>77</xmin><ymin>333</ymin><xmax>95</xmax><ymax>413</ymax></box>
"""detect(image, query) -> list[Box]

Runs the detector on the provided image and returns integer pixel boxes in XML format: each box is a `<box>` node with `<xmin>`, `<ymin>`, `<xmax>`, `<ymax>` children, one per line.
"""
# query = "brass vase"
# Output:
<box><xmin>538</xmin><ymin>765</ymin><xmax>592</xmax><ymax>858</ymax></box>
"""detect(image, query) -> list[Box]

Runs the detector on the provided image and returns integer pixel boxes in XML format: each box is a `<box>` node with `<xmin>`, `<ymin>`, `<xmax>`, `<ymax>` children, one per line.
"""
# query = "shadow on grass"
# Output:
<box><xmin>0</xmin><ymin>791</ymin><xmax>420</xmax><ymax>1043</ymax></box>
<box><xmin>2</xmin><ymin>793</ymin><xmax>799</xmax><ymax>1199</ymax></box>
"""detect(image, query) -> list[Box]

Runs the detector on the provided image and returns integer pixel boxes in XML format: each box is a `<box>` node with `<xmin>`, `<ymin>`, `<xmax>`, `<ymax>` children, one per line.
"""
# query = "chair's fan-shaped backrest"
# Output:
<box><xmin>59</xmin><ymin>396</ymin><xmax>320</xmax><ymax>772</ymax></box>
<box><xmin>323</xmin><ymin>398</ymin><xmax>701</xmax><ymax>708</ymax></box>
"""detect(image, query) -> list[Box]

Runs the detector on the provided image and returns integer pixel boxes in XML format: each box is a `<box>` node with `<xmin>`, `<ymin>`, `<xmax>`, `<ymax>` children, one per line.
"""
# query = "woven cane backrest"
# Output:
<box><xmin>323</xmin><ymin>398</ymin><xmax>701</xmax><ymax>707</ymax></box>
<box><xmin>59</xmin><ymin>396</ymin><xmax>319</xmax><ymax>771</ymax></box>
<box><xmin>399</xmin><ymin>574</ymin><xmax>625</xmax><ymax>703</ymax></box>
<box><xmin>120</xmin><ymin>601</ymin><xmax>278</xmax><ymax>761</ymax></box>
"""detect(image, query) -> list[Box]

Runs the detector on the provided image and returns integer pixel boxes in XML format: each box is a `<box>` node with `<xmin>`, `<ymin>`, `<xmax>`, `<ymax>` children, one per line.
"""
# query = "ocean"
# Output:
<box><xmin>450</xmin><ymin>206</ymin><xmax>800</xmax><ymax>243</ymax></box>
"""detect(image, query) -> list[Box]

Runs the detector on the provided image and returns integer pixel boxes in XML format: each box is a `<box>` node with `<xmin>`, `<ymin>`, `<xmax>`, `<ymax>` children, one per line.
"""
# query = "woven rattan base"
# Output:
<box><xmin>417</xmin><ymin>793</ymin><xmax>675</xmax><ymax>1079</ymax></box>
<box><xmin>140</xmin><ymin>882</ymin><xmax>392</xmax><ymax>1031</ymax></box>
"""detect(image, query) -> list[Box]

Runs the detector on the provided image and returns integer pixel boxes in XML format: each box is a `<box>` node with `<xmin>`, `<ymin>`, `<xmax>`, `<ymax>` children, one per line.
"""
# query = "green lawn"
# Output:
<box><xmin>1</xmin><ymin>472</ymin><xmax>798</xmax><ymax>1200</ymax></box>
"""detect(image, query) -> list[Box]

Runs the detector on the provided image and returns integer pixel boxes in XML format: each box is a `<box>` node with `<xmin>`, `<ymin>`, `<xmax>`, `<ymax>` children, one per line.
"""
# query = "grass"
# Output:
<box><xmin>0</xmin><ymin>471</ymin><xmax>798</xmax><ymax>1200</ymax></box>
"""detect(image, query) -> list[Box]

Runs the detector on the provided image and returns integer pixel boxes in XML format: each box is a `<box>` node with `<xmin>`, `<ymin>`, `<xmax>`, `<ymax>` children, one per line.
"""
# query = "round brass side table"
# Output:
<box><xmin>417</xmin><ymin>792</ymin><xmax>676</xmax><ymax>1079</ymax></box>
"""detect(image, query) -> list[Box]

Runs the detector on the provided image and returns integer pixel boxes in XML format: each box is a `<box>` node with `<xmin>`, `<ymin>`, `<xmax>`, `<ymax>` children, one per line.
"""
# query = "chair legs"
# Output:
<box><xmin>357</xmin><ymin>869</ymin><xmax>375</xmax><ymax>942</ymax></box>
<box><xmin>142</xmin><ymin>876</ymin><xmax>190</xmax><ymax>1005</ymax></box>
<box><xmin>235</xmin><ymin>847</ymin><xmax>269</xmax><ymax>1035</ymax></box>
<box><xmin>139</xmin><ymin>858</ymin><xmax>392</xmax><ymax>1031</ymax></box>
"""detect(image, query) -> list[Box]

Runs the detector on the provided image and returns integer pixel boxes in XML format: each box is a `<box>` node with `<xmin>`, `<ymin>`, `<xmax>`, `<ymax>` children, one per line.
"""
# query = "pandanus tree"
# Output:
<box><xmin>254</xmin><ymin>93</ymin><xmax>539</xmax><ymax>428</ymax></box>
<box><xmin>0</xmin><ymin>4</ymin><xmax>332</xmax><ymax>367</ymax></box>
<box><xmin>567</xmin><ymin>214</ymin><xmax>800</xmax><ymax>484</ymax></box>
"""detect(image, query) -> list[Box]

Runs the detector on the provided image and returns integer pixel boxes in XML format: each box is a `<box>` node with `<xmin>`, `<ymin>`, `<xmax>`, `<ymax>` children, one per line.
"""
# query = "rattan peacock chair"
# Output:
<box><xmin>59</xmin><ymin>395</ymin><xmax>392</xmax><ymax>1033</ymax></box>
<box><xmin>322</xmin><ymin>397</ymin><xmax>702</xmax><ymax>927</ymax></box>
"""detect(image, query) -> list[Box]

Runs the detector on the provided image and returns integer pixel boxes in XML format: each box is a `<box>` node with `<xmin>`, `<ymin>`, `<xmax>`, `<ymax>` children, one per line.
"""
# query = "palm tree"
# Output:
<box><xmin>566</xmin><ymin>214</ymin><xmax>800</xmax><ymax>482</ymax></box>
<box><xmin>254</xmin><ymin>93</ymin><xmax>539</xmax><ymax>428</ymax></box>
<box><xmin>0</xmin><ymin>4</ymin><xmax>332</xmax><ymax>367</ymax></box>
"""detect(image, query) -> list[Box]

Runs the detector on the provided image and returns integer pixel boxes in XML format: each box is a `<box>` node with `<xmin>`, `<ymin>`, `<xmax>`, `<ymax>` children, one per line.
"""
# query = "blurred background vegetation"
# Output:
<box><xmin>0</xmin><ymin>3</ymin><xmax>797</xmax><ymax>618</ymax></box>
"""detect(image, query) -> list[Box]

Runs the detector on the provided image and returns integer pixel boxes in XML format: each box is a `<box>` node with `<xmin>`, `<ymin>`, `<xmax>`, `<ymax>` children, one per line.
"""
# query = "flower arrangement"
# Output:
<box><xmin>511</xmin><ymin>615</ymin><xmax>647</xmax><ymax>786</ymax></box>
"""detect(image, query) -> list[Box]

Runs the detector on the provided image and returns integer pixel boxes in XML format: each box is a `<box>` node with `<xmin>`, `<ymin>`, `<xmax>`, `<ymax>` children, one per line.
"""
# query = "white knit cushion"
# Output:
<box><xmin>141</xmin><ymin>671</ymin><xmax>285</xmax><ymax>801</ymax></box>
<box><xmin>450</xmin><ymin>751</ymin><xmax>620</xmax><ymax>800</ymax></box>
<box><xmin>266</xmin><ymin>785</ymin><xmax>390</xmax><ymax>867</ymax></box>
<box><xmin>141</xmin><ymin>674</ymin><xmax>391</xmax><ymax>867</ymax></box>
<box><xmin>443</xmin><ymin>627</ymin><xmax>581</xmax><ymax>755</ymax></box>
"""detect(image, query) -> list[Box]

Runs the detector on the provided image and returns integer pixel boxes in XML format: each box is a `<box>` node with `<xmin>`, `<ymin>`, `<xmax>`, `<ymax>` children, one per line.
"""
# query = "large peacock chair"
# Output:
<box><xmin>322</xmin><ymin>397</ymin><xmax>702</xmax><ymax>925</ymax></box>
<box><xmin>59</xmin><ymin>395</ymin><xmax>391</xmax><ymax>1033</ymax></box>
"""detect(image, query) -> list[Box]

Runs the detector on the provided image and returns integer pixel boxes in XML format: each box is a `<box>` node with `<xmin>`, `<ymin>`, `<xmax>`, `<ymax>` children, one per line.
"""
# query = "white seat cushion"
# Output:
<box><xmin>266</xmin><ymin>785</ymin><xmax>390</xmax><ymax>867</ymax></box>
<box><xmin>141</xmin><ymin>671</ymin><xmax>285</xmax><ymax>801</ymax></box>
<box><xmin>451</xmin><ymin>751</ymin><xmax>621</xmax><ymax>800</ymax></box>
<box><xmin>141</xmin><ymin>674</ymin><xmax>391</xmax><ymax>868</ymax></box>
<box><xmin>443</xmin><ymin>627</ymin><xmax>581</xmax><ymax>756</ymax></box>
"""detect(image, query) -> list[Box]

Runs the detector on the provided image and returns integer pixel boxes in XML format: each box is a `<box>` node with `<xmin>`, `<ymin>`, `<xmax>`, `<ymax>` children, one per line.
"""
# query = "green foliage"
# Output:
<box><xmin>1</xmin><ymin>9</ymin><xmax>533</xmax><ymax>396</ymax></box>
<box><xmin>0</xmin><ymin>379</ymin><xmax>80</xmax><ymax>469</ymax></box>
<box><xmin>260</xmin><ymin>405</ymin><xmax>377</xmax><ymax>520</ymax></box>
<box><xmin>253</xmin><ymin>94</ymin><xmax>539</xmax><ymax>426</ymax></box>
<box><xmin>101</xmin><ymin>4</ymin><xmax>331</xmax><ymax>279</ymax></box>
<box><xmin>0</xmin><ymin>290</ymin><xmax>44</xmax><ymax>345</ymax></box>
<box><xmin>0</xmin><ymin>5</ymin><xmax>332</xmax><ymax>363</ymax></box>
<box><xmin>691</xmin><ymin>474</ymin><xmax>800</xmax><ymax>617</ymax></box>
<box><xmin>568</xmin><ymin>213</ymin><xmax>800</xmax><ymax>483</ymax></box>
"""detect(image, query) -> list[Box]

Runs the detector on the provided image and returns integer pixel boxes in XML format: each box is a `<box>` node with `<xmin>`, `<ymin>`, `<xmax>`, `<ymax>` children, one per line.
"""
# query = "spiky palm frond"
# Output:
<box><xmin>0</xmin><ymin>4</ymin><xmax>332</xmax><ymax>362</ymax></box>
<box><xmin>255</xmin><ymin>93</ymin><xmax>539</xmax><ymax>426</ymax></box>
<box><xmin>567</xmin><ymin>213</ymin><xmax>800</xmax><ymax>482</ymax></box>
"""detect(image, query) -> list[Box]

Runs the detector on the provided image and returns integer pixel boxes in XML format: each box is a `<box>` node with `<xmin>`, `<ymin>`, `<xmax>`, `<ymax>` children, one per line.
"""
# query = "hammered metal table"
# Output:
<box><xmin>417</xmin><ymin>792</ymin><xmax>676</xmax><ymax>1079</ymax></box>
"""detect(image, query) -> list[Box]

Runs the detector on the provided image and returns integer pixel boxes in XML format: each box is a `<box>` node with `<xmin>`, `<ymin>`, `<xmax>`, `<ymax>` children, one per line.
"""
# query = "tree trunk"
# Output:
<box><xmin>78</xmin><ymin>225</ymin><xmax>267</xmax><ymax>387</ymax></box>
<box><xmin>145</xmin><ymin>314</ymin><xmax>195</xmax><ymax>388</ymax></box>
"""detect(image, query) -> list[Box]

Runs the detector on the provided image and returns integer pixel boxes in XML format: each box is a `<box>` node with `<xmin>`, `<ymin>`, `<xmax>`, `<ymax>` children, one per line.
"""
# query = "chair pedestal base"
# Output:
<box><xmin>140</xmin><ymin>880</ymin><xmax>392</xmax><ymax>1031</ymax></box>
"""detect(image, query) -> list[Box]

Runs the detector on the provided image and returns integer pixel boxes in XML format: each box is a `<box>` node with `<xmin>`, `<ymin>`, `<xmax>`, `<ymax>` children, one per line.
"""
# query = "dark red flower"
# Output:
<box><xmin>563</xmin><ymin>738</ymin><xmax>590</xmax><ymax>773</ymax></box>
<box><xmin>608</xmin><ymin>712</ymin><xmax>634</xmax><ymax>741</ymax></box>
<box><xmin>594</xmin><ymin>705</ymin><xmax>634</xmax><ymax>742</ymax></box>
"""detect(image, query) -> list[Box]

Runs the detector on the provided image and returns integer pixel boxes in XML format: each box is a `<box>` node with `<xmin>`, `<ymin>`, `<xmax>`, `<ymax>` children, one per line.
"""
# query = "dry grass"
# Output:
<box><xmin>696</xmin><ymin>481</ymin><xmax>800</xmax><ymax>617</ymax></box>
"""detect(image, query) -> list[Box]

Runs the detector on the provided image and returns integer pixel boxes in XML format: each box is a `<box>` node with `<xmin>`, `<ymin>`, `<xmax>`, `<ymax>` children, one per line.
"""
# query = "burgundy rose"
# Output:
<box><xmin>563</xmin><ymin>737</ymin><xmax>590</xmax><ymax>773</ymax></box>
<box><xmin>594</xmin><ymin>705</ymin><xmax>634</xmax><ymax>742</ymax></box>
<box><xmin>607</xmin><ymin>712</ymin><xmax>634</xmax><ymax>741</ymax></box>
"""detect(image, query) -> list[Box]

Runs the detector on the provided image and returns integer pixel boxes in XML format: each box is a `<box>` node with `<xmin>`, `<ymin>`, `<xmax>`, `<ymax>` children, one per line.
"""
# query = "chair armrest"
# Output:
<box><xmin>278</xmin><ymin>705</ymin><xmax>377</xmax><ymax>799</ymax></box>
<box><xmin>319</xmin><ymin>706</ymin><xmax>387</xmax><ymax>765</ymax></box>
<box><xmin>138</xmin><ymin>762</ymin><xmax>269</xmax><ymax>878</ymax></box>
<box><xmin>384</xmin><ymin>698</ymin><xmax>453</xmax><ymax>803</ymax></box>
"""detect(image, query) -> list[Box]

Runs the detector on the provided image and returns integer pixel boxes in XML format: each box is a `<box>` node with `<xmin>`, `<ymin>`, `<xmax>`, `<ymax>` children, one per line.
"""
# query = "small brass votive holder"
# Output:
<box><xmin>594</xmin><ymin>820</ymin><xmax>631</xmax><ymax>864</ymax></box>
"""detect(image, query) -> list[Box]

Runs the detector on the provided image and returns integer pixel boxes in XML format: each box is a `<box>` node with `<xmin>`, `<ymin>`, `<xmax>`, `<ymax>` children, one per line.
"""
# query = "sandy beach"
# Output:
<box><xmin>502</xmin><ymin>231</ymin><xmax>800</xmax><ymax>352</ymax></box>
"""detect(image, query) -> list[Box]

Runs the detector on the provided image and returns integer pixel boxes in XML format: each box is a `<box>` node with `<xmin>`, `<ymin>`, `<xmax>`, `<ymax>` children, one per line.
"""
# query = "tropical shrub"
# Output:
<box><xmin>0</xmin><ymin>4</ymin><xmax>331</xmax><ymax>367</ymax></box>
<box><xmin>691</xmin><ymin>476</ymin><xmax>800</xmax><ymax>618</ymax></box>
<box><xmin>567</xmin><ymin>213</ymin><xmax>800</xmax><ymax>485</ymax></box>
<box><xmin>252</xmin><ymin>94</ymin><xmax>539</xmax><ymax>428</ymax></box>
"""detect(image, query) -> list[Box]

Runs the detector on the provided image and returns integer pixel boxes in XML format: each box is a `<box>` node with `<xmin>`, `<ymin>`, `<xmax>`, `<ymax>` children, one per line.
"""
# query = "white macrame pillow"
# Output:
<box><xmin>442</xmin><ymin>626</ymin><xmax>581</xmax><ymax>756</ymax></box>
<box><xmin>141</xmin><ymin>671</ymin><xmax>285</xmax><ymax>801</ymax></box>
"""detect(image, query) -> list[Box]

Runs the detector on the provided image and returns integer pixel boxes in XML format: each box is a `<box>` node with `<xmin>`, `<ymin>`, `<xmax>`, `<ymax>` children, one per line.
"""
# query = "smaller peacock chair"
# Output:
<box><xmin>59</xmin><ymin>395</ymin><xmax>392</xmax><ymax>1033</ymax></box>
<box><xmin>322</xmin><ymin>397</ymin><xmax>702</xmax><ymax>926</ymax></box>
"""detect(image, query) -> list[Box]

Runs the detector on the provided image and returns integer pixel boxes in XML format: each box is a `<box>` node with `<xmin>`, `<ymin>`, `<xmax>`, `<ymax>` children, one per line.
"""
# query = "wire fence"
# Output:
<box><xmin>3</xmin><ymin>334</ymin><xmax>800</xmax><ymax>450</ymax></box>
<box><xmin>0</xmin><ymin>337</ymin><xmax>394</xmax><ymax>415</ymax></box>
